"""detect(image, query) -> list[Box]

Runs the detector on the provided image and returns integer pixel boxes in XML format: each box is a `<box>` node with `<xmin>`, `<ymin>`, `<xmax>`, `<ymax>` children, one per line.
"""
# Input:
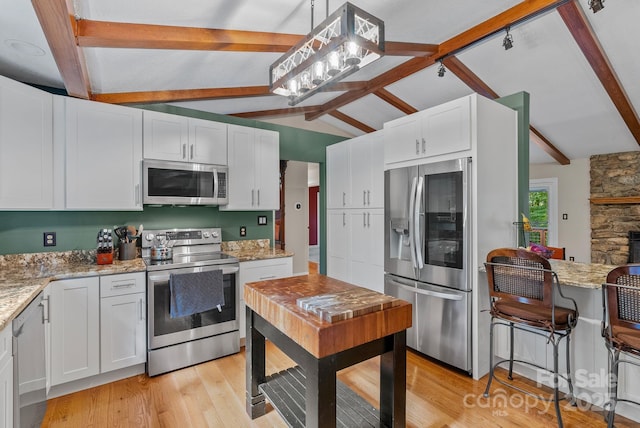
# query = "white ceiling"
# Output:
<box><xmin>0</xmin><ymin>0</ymin><xmax>638</xmax><ymax>164</ymax></box>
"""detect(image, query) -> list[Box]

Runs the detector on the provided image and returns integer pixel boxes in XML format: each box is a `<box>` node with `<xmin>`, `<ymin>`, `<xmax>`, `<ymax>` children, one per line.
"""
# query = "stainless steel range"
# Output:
<box><xmin>142</xmin><ymin>227</ymin><xmax>240</xmax><ymax>376</ymax></box>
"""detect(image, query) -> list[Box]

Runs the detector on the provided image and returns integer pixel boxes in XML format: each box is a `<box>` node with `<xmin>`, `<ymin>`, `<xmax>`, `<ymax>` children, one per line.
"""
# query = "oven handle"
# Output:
<box><xmin>148</xmin><ymin>265</ymin><xmax>239</xmax><ymax>282</ymax></box>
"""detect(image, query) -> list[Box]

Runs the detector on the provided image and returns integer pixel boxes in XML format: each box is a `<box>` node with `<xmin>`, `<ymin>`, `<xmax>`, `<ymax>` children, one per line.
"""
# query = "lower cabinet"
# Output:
<box><xmin>100</xmin><ymin>273</ymin><xmax>146</xmax><ymax>372</ymax></box>
<box><xmin>49</xmin><ymin>272</ymin><xmax>146</xmax><ymax>387</ymax></box>
<box><xmin>239</xmin><ymin>257</ymin><xmax>293</xmax><ymax>340</ymax></box>
<box><xmin>0</xmin><ymin>325</ymin><xmax>12</xmax><ymax>428</ymax></box>
<box><xmin>49</xmin><ymin>277</ymin><xmax>100</xmax><ymax>386</ymax></box>
<box><xmin>327</xmin><ymin>208</ymin><xmax>384</xmax><ymax>293</ymax></box>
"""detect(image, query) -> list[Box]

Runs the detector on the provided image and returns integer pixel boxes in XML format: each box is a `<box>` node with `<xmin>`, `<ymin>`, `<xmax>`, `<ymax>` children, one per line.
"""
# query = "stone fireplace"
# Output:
<box><xmin>591</xmin><ymin>151</ymin><xmax>640</xmax><ymax>265</ymax></box>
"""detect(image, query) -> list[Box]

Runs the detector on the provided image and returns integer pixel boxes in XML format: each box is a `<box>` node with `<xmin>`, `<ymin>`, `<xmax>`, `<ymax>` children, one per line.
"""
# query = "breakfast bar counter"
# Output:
<box><xmin>244</xmin><ymin>274</ymin><xmax>412</xmax><ymax>428</ymax></box>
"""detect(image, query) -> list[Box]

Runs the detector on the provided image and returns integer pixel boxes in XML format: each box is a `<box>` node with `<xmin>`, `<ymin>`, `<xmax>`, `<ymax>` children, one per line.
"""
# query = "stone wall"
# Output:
<box><xmin>591</xmin><ymin>151</ymin><xmax>640</xmax><ymax>264</ymax></box>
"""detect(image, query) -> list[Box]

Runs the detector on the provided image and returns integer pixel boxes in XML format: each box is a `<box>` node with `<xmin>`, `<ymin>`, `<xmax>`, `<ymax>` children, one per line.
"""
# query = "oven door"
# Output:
<box><xmin>147</xmin><ymin>264</ymin><xmax>239</xmax><ymax>350</ymax></box>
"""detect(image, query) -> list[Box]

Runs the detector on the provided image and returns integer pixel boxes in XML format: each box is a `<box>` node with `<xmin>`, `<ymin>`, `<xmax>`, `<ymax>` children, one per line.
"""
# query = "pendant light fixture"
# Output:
<box><xmin>269</xmin><ymin>2</ymin><xmax>385</xmax><ymax>106</ymax></box>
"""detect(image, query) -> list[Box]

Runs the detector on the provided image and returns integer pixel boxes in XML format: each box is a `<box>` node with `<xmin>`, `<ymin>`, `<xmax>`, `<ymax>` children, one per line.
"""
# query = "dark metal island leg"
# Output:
<box><xmin>246</xmin><ymin>306</ymin><xmax>266</xmax><ymax>419</ymax></box>
<box><xmin>380</xmin><ymin>330</ymin><xmax>407</xmax><ymax>428</ymax></box>
<box><xmin>305</xmin><ymin>354</ymin><xmax>338</xmax><ymax>428</ymax></box>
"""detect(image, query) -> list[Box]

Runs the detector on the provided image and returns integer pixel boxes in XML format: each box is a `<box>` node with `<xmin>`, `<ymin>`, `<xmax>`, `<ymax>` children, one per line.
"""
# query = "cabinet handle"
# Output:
<box><xmin>190</xmin><ymin>144</ymin><xmax>194</xmax><ymax>159</ymax></box>
<box><xmin>343</xmin><ymin>192</ymin><xmax>346</xmax><ymax>207</ymax></box>
<box><xmin>415</xmin><ymin>139</ymin><xmax>420</xmax><ymax>155</ymax></box>
<box><xmin>363</xmin><ymin>212</ymin><xmax>366</xmax><ymax>227</ymax></box>
<box><xmin>363</xmin><ymin>190</ymin><xmax>366</xmax><ymax>206</ymax></box>
<box><xmin>368</xmin><ymin>212</ymin><xmax>371</xmax><ymax>227</ymax></box>
<box><xmin>139</xmin><ymin>298</ymin><xmax>145</xmax><ymax>321</ymax></box>
<box><xmin>112</xmin><ymin>282</ymin><xmax>135</xmax><ymax>289</ymax></box>
<box><xmin>41</xmin><ymin>295</ymin><xmax>49</xmax><ymax>323</ymax></box>
<box><xmin>367</xmin><ymin>190</ymin><xmax>371</xmax><ymax>206</ymax></box>
<box><xmin>251</xmin><ymin>189</ymin><xmax>255</xmax><ymax>206</ymax></box>
<box><xmin>135</xmin><ymin>184</ymin><xmax>140</xmax><ymax>206</ymax></box>
<box><xmin>422</xmin><ymin>138</ymin><xmax>426</xmax><ymax>154</ymax></box>
<box><xmin>259</xmin><ymin>275</ymin><xmax>277</xmax><ymax>280</ymax></box>
<box><xmin>343</xmin><ymin>212</ymin><xmax>346</xmax><ymax>227</ymax></box>
<box><xmin>182</xmin><ymin>144</ymin><xmax>187</xmax><ymax>159</ymax></box>
<box><xmin>257</xmin><ymin>189</ymin><xmax>260</xmax><ymax>206</ymax></box>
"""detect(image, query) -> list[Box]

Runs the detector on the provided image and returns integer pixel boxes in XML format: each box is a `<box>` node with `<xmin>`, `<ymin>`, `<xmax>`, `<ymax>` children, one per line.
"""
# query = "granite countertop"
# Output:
<box><xmin>0</xmin><ymin>251</ymin><xmax>146</xmax><ymax>332</ymax></box>
<box><xmin>548</xmin><ymin>259</ymin><xmax>615</xmax><ymax>289</ymax></box>
<box><xmin>221</xmin><ymin>239</ymin><xmax>294</xmax><ymax>262</ymax></box>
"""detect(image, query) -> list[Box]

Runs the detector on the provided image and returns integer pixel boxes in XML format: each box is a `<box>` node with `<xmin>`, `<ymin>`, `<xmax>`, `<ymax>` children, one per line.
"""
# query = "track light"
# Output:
<box><xmin>589</xmin><ymin>0</ymin><xmax>604</xmax><ymax>13</ymax></box>
<box><xmin>502</xmin><ymin>26</ymin><xmax>513</xmax><ymax>50</ymax></box>
<box><xmin>437</xmin><ymin>60</ymin><xmax>445</xmax><ymax>77</ymax></box>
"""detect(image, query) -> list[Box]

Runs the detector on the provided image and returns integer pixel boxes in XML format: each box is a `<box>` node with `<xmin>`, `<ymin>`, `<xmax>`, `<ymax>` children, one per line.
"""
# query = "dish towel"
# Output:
<box><xmin>169</xmin><ymin>269</ymin><xmax>225</xmax><ymax>318</ymax></box>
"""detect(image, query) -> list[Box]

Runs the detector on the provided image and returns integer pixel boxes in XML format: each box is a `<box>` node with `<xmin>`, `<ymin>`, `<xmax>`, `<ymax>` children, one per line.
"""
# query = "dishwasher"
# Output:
<box><xmin>13</xmin><ymin>291</ymin><xmax>47</xmax><ymax>428</ymax></box>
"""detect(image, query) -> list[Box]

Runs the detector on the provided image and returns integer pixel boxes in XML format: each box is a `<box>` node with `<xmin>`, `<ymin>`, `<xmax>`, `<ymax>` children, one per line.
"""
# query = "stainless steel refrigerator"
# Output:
<box><xmin>384</xmin><ymin>157</ymin><xmax>472</xmax><ymax>373</ymax></box>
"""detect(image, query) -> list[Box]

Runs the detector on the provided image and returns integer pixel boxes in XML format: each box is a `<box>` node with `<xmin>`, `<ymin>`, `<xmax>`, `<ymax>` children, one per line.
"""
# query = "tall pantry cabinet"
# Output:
<box><xmin>326</xmin><ymin>131</ymin><xmax>384</xmax><ymax>292</ymax></box>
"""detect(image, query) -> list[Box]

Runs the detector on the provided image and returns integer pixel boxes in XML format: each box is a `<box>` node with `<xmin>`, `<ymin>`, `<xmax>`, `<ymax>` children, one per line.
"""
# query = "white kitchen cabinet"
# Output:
<box><xmin>326</xmin><ymin>141</ymin><xmax>350</xmax><ymax>209</ymax></box>
<box><xmin>384</xmin><ymin>95</ymin><xmax>471</xmax><ymax>166</ymax></box>
<box><xmin>221</xmin><ymin>124</ymin><xmax>279</xmax><ymax>211</ymax></box>
<box><xmin>238</xmin><ymin>257</ymin><xmax>292</xmax><ymax>340</ymax></box>
<box><xmin>327</xmin><ymin>209</ymin><xmax>384</xmax><ymax>292</ymax></box>
<box><xmin>100</xmin><ymin>272</ymin><xmax>146</xmax><ymax>372</ymax></box>
<box><xmin>350</xmin><ymin>132</ymin><xmax>383</xmax><ymax>209</ymax></box>
<box><xmin>0</xmin><ymin>75</ymin><xmax>53</xmax><ymax>209</ymax></box>
<box><xmin>143</xmin><ymin>110</ymin><xmax>228</xmax><ymax>165</ymax></box>
<box><xmin>0</xmin><ymin>325</ymin><xmax>12</xmax><ymax>428</ymax></box>
<box><xmin>49</xmin><ymin>277</ymin><xmax>100</xmax><ymax>386</ymax></box>
<box><xmin>64</xmin><ymin>97</ymin><xmax>143</xmax><ymax>210</ymax></box>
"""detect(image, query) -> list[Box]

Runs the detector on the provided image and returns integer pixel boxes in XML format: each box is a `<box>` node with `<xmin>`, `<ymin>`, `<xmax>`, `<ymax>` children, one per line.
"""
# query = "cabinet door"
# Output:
<box><xmin>369</xmin><ymin>132</ymin><xmax>384</xmax><ymax>208</ymax></box>
<box><xmin>0</xmin><ymin>76</ymin><xmax>53</xmax><ymax>209</ymax></box>
<box><xmin>100</xmin><ymin>293</ymin><xmax>146</xmax><ymax>372</ymax></box>
<box><xmin>65</xmin><ymin>98</ymin><xmax>143</xmax><ymax>210</ymax></box>
<box><xmin>142</xmin><ymin>110</ymin><xmax>188</xmax><ymax>161</ymax></box>
<box><xmin>421</xmin><ymin>95</ymin><xmax>471</xmax><ymax>158</ymax></box>
<box><xmin>383</xmin><ymin>113</ymin><xmax>421</xmax><ymax>165</ymax></box>
<box><xmin>326</xmin><ymin>142</ymin><xmax>350</xmax><ymax>209</ymax></box>
<box><xmin>0</xmin><ymin>326</ymin><xmax>12</xmax><ymax>428</ymax></box>
<box><xmin>49</xmin><ymin>277</ymin><xmax>100</xmax><ymax>386</ymax></box>
<box><xmin>349</xmin><ymin>136</ymin><xmax>370</xmax><ymax>209</ymax></box>
<box><xmin>254</xmin><ymin>129</ymin><xmax>279</xmax><ymax>210</ymax></box>
<box><xmin>349</xmin><ymin>210</ymin><xmax>384</xmax><ymax>292</ymax></box>
<box><xmin>221</xmin><ymin>124</ymin><xmax>256</xmax><ymax>210</ymax></box>
<box><xmin>189</xmin><ymin>118</ymin><xmax>227</xmax><ymax>165</ymax></box>
<box><xmin>327</xmin><ymin>210</ymin><xmax>349</xmax><ymax>282</ymax></box>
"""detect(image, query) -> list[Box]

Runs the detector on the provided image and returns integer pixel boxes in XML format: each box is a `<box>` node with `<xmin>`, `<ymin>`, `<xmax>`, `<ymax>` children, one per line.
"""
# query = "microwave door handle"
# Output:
<box><xmin>408</xmin><ymin>176</ymin><xmax>418</xmax><ymax>269</ymax></box>
<box><xmin>213</xmin><ymin>169</ymin><xmax>219</xmax><ymax>200</ymax></box>
<box><xmin>414</xmin><ymin>176</ymin><xmax>424</xmax><ymax>270</ymax></box>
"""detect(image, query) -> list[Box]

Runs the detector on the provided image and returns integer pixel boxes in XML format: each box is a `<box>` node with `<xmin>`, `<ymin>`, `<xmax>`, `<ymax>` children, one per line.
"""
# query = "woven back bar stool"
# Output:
<box><xmin>602</xmin><ymin>265</ymin><xmax>640</xmax><ymax>427</ymax></box>
<box><xmin>484</xmin><ymin>248</ymin><xmax>578</xmax><ymax>428</ymax></box>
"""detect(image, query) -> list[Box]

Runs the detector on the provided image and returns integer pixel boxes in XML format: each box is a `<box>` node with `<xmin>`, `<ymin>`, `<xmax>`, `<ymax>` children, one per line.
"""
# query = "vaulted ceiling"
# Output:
<box><xmin>1</xmin><ymin>0</ymin><xmax>638</xmax><ymax>164</ymax></box>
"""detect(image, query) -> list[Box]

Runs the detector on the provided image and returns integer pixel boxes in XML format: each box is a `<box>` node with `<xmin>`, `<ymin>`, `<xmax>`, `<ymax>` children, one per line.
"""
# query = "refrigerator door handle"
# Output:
<box><xmin>415</xmin><ymin>286</ymin><xmax>464</xmax><ymax>301</ymax></box>
<box><xmin>414</xmin><ymin>176</ymin><xmax>424</xmax><ymax>269</ymax></box>
<box><xmin>408</xmin><ymin>176</ymin><xmax>418</xmax><ymax>269</ymax></box>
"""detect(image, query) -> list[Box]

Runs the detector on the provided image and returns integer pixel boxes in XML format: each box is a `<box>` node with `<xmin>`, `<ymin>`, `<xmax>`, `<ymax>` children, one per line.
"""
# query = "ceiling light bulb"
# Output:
<box><xmin>312</xmin><ymin>61</ymin><xmax>325</xmax><ymax>85</ymax></box>
<box><xmin>344</xmin><ymin>41</ymin><xmax>361</xmax><ymax>66</ymax></box>
<box><xmin>288</xmin><ymin>78</ymin><xmax>299</xmax><ymax>97</ymax></box>
<box><xmin>327</xmin><ymin>51</ymin><xmax>341</xmax><ymax>76</ymax></box>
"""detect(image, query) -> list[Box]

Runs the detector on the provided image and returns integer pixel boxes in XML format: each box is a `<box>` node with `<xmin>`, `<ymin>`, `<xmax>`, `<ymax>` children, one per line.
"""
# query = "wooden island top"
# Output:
<box><xmin>244</xmin><ymin>274</ymin><xmax>412</xmax><ymax>359</ymax></box>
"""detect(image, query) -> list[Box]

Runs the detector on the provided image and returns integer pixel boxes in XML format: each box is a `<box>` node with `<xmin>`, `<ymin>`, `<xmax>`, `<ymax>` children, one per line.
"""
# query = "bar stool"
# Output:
<box><xmin>602</xmin><ymin>265</ymin><xmax>640</xmax><ymax>428</ymax></box>
<box><xmin>484</xmin><ymin>248</ymin><xmax>579</xmax><ymax>428</ymax></box>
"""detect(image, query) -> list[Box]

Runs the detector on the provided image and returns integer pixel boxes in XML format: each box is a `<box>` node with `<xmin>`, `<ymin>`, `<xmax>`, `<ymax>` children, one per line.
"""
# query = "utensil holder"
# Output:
<box><xmin>119</xmin><ymin>241</ymin><xmax>137</xmax><ymax>260</ymax></box>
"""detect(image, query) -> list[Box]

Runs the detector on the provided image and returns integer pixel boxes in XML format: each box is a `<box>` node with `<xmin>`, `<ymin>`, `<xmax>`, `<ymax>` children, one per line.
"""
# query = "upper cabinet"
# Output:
<box><xmin>0</xmin><ymin>75</ymin><xmax>53</xmax><ymax>209</ymax></box>
<box><xmin>327</xmin><ymin>131</ymin><xmax>383</xmax><ymax>210</ymax></box>
<box><xmin>221</xmin><ymin>124</ymin><xmax>279</xmax><ymax>211</ymax></box>
<box><xmin>143</xmin><ymin>110</ymin><xmax>227</xmax><ymax>165</ymax></box>
<box><xmin>64</xmin><ymin>97</ymin><xmax>143</xmax><ymax>210</ymax></box>
<box><xmin>384</xmin><ymin>95</ymin><xmax>471</xmax><ymax>166</ymax></box>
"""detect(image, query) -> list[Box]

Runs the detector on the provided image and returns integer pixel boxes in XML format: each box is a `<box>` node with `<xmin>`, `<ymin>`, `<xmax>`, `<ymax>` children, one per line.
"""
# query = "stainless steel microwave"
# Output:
<box><xmin>143</xmin><ymin>159</ymin><xmax>228</xmax><ymax>205</ymax></box>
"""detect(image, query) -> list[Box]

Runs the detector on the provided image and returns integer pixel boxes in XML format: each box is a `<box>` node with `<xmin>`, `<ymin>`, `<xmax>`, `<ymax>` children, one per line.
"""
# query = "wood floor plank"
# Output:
<box><xmin>43</xmin><ymin>342</ymin><xmax>638</xmax><ymax>428</ymax></box>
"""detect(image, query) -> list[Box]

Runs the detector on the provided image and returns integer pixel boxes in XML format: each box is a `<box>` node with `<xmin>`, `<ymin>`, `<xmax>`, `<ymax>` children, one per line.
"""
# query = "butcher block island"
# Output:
<box><xmin>244</xmin><ymin>274</ymin><xmax>412</xmax><ymax>428</ymax></box>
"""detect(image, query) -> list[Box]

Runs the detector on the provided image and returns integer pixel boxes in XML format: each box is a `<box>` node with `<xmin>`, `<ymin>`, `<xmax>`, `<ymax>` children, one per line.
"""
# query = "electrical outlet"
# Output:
<box><xmin>240</xmin><ymin>226</ymin><xmax>247</xmax><ymax>237</ymax></box>
<box><xmin>562</xmin><ymin>213</ymin><xmax>568</xmax><ymax>220</ymax></box>
<box><xmin>258</xmin><ymin>215</ymin><xmax>267</xmax><ymax>225</ymax></box>
<box><xmin>44</xmin><ymin>232</ymin><xmax>56</xmax><ymax>247</ymax></box>
<box><xmin>569</xmin><ymin>256</ymin><xmax>575</xmax><ymax>261</ymax></box>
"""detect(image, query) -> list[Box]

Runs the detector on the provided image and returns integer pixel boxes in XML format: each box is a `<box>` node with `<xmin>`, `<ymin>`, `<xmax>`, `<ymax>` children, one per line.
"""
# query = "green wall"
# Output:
<box><xmin>0</xmin><ymin>102</ymin><xmax>347</xmax><ymax>264</ymax></box>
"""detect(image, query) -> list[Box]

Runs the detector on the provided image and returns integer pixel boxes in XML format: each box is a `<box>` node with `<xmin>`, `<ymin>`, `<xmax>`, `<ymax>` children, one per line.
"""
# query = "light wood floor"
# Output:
<box><xmin>42</xmin><ymin>263</ymin><xmax>637</xmax><ymax>427</ymax></box>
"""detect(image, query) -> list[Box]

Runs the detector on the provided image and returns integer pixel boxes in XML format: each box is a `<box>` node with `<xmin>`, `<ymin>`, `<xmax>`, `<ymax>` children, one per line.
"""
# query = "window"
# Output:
<box><xmin>528</xmin><ymin>178</ymin><xmax>558</xmax><ymax>246</ymax></box>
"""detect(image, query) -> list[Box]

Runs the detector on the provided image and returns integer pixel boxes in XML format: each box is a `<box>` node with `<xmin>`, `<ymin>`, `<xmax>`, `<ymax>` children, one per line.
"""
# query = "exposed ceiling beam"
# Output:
<box><xmin>443</xmin><ymin>56</ymin><xmax>570</xmax><ymax>165</ymax></box>
<box><xmin>328</xmin><ymin>111</ymin><xmax>376</xmax><ymax>134</ymax></box>
<box><xmin>92</xmin><ymin>86</ymin><xmax>272</xmax><ymax>104</ymax></box>
<box><xmin>231</xmin><ymin>106</ymin><xmax>321</xmax><ymax>119</ymax></box>
<box><xmin>76</xmin><ymin>19</ymin><xmax>302</xmax><ymax>52</ymax></box>
<box><xmin>373</xmin><ymin>88</ymin><xmax>418</xmax><ymax>115</ymax></box>
<box><xmin>305</xmin><ymin>0</ymin><xmax>570</xmax><ymax>121</ymax></box>
<box><xmin>76</xmin><ymin>19</ymin><xmax>437</xmax><ymax>57</ymax></box>
<box><xmin>31</xmin><ymin>0</ymin><xmax>90</xmax><ymax>98</ymax></box>
<box><xmin>557</xmin><ymin>1</ymin><xmax>640</xmax><ymax>145</ymax></box>
<box><xmin>92</xmin><ymin>80</ymin><xmax>368</xmax><ymax>105</ymax></box>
